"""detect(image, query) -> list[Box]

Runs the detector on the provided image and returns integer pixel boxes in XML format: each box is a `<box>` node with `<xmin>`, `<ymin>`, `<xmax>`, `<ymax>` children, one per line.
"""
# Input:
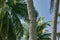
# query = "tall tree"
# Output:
<box><xmin>26</xmin><ymin>0</ymin><xmax>37</xmax><ymax>40</ymax></box>
<box><xmin>50</xmin><ymin>0</ymin><xmax>59</xmax><ymax>40</ymax></box>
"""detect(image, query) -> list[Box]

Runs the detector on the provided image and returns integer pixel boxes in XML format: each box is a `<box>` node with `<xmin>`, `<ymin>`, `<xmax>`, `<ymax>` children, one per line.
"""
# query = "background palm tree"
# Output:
<box><xmin>50</xmin><ymin>0</ymin><xmax>59</xmax><ymax>40</ymax></box>
<box><xmin>36</xmin><ymin>17</ymin><xmax>51</xmax><ymax>40</ymax></box>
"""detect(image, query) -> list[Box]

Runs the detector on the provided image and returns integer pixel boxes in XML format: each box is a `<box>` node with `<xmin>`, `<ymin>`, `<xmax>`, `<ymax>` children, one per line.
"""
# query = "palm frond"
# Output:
<box><xmin>50</xmin><ymin>0</ymin><xmax>54</xmax><ymax>13</ymax></box>
<box><xmin>7</xmin><ymin>18</ymin><xmax>16</xmax><ymax>40</ymax></box>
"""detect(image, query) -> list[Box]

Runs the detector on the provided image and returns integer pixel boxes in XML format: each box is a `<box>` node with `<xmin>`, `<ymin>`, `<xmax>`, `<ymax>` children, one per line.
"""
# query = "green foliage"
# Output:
<box><xmin>36</xmin><ymin>17</ymin><xmax>51</xmax><ymax>40</ymax></box>
<box><xmin>23</xmin><ymin>17</ymin><xmax>51</xmax><ymax>40</ymax></box>
<box><xmin>0</xmin><ymin>0</ymin><xmax>28</xmax><ymax>40</ymax></box>
<box><xmin>7</xmin><ymin>19</ymin><xmax>16</xmax><ymax>40</ymax></box>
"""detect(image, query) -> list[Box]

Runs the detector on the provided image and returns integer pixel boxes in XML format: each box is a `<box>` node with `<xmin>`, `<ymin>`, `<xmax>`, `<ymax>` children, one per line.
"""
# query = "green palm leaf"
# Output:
<box><xmin>0</xmin><ymin>0</ymin><xmax>28</xmax><ymax>40</ymax></box>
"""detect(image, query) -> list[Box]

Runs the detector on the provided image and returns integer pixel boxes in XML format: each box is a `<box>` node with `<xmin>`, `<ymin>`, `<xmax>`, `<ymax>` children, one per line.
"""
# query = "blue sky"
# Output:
<box><xmin>33</xmin><ymin>0</ymin><xmax>60</xmax><ymax>32</ymax></box>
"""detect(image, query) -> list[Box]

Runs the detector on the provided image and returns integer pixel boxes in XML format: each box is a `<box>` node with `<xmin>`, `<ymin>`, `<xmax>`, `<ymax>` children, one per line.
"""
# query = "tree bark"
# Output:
<box><xmin>26</xmin><ymin>0</ymin><xmax>37</xmax><ymax>40</ymax></box>
<box><xmin>51</xmin><ymin>0</ymin><xmax>59</xmax><ymax>40</ymax></box>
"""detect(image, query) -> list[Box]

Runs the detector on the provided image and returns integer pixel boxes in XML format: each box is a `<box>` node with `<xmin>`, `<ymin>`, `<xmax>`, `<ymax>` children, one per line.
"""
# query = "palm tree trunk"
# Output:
<box><xmin>51</xmin><ymin>0</ymin><xmax>59</xmax><ymax>40</ymax></box>
<box><xmin>26</xmin><ymin>0</ymin><xmax>37</xmax><ymax>40</ymax></box>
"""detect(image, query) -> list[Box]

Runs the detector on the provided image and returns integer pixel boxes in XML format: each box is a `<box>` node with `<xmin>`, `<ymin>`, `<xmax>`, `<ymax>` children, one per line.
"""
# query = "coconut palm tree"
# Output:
<box><xmin>26</xmin><ymin>0</ymin><xmax>37</xmax><ymax>40</ymax></box>
<box><xmin>50</xmin><ymin>0</ymin><xmax>59</xmax><ymax>40</ymax></box>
